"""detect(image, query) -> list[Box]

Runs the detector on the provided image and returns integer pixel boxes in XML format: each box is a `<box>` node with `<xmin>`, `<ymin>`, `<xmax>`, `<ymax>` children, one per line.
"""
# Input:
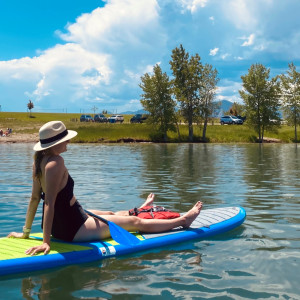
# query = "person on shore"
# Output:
<box><xmin>2</xmin><ymin>128</ymin><xmax>12</xmax><ymax>136</ymax></box>
<box><xmin>8</xmin><ymin>121</ymin><xmax>203</xmax><ymax>255</ymax></box>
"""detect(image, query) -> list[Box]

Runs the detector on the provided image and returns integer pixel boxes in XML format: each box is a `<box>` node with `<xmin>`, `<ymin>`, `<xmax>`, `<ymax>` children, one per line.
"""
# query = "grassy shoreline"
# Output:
<box><xmin>0</xmin><ymin>112</ymin><xmax>297</xmax><ymax>143</ymax></box>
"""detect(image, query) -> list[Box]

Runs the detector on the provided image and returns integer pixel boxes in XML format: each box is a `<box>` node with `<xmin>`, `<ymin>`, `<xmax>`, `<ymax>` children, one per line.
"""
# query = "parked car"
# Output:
<box><xmin>237</xmin><ymin>115</ymin><xmax>246</xmax><ymax>122</ymax></box>
<box><xmin>220</xmin><ymin>115</ymin><xmax>243</xmax><ymax>125</ymax></box>
<box><xmin>94</xmin><ymin>114</ymin><xmax>108</xmax><ymax>123</ymax></box>
<box><xmin>130</xmin><ymin>114</ymin><xmax>148</xmax><ymax>123</ymax></box>
<box><xmin>108</xmin><ymin>115</ymin><xmax>124</xmax><ymax>123</ymax></box>
<box><xmin>80</xmin><ymin>115</ymin><xmax>93</xmax><ymax>122</ymax></box>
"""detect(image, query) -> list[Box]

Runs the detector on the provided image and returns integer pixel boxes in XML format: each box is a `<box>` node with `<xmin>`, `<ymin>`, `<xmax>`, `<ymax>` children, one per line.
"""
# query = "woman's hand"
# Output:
<box><xmin>8</xmin><ymin>232</ymin><xmax>50</xmax><ymax>255</ymax></box>
<box><xmin>7</xmin><ymin>232</ymin><xmax>28</xmax><ymax>239</ymax></box>
<box><xmin>25</xmin><ymin>243</ymin><xmax>50</xmax><ymax>256</ymax></box>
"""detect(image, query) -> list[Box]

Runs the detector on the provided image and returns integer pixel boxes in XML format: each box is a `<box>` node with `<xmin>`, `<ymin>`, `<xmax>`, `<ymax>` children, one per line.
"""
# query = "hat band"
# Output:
<box><xmin>40</xmin><ymin>129</ymin><xmax>68</xmax><ymax>145</ymax></box>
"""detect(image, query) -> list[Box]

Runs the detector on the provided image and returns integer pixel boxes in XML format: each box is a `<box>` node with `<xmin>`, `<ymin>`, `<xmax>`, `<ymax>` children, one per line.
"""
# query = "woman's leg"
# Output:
<box><xmin>87</xmin><ymin>210</ymin><xmax>115</xmax><ymax>215</ymax></box>
<box><xmin>73</xmin><ymin>201</ymin><xmax>202</xmax><ymax>242</ymax></box>
<box><xmin>139</xmin><ymin>193</ymin><xmax>155</xmax><ymax>207</ymax></box>
<box><xmin>112</xmin><ymin>193</ymin><xmax>156</xmax><ymax>216</ymax></box>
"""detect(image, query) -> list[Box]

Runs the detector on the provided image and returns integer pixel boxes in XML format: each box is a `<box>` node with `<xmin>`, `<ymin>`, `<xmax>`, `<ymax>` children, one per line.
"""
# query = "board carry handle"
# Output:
<box><xmin>84</xmin><ymin>209</ymin><xmax>140</xmax><ymax>246</ymax></box>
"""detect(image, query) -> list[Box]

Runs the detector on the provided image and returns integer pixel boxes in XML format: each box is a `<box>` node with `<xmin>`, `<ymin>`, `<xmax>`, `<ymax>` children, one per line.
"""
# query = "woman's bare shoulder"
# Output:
<box><xmin>45</xmin><ymin>155</ymin><xmax>65</xmax><ymax>171</ymax></box>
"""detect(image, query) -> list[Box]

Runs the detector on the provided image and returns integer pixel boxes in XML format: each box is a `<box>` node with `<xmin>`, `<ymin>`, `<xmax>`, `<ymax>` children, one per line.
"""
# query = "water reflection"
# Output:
<box><xmin>19</xmin><ymin>246</ymin><xmax>204</xmax><ymax>299</ymax></box>
<box><xmin>0</xmin><ymin>143</ymin><xmax>300</xmax><ymax>299</ymax></box>
<box><xmin>139</xmin><ymin>144</ymin><xmax>219</xmax><ymax>210</ymax></box>
<box><xmin>242</xmin><ymin>144</ymin><xmax>300</xmax><ymax>222</ymax></box>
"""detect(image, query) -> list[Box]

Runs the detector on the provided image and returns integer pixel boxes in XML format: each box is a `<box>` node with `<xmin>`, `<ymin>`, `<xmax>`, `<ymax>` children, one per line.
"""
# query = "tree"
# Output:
<box><xmin>27</xmin><ymin>100</ymin><xmax>34</xmax><ymax>117</ymax></box>
<box><xmin>170</xmin><ymin>45</ymin><xmax>203</xmax><ymax>142</ymax></box>
<box><xmin>229</xmin><ymin>102</ymin><xmax>246</xmax><ymax>117</ymax></box>
<box><xmin>239</xmin><ymin>63</ymin><xmax>281</xmax><ymax>142</ymax></box>
<box><xmin>140</xmin><ymin>64</ymin><xmax>176</xmax><ymax>142</ymax></box>
<box><xmin>198</xmin><ymin>63</ymin><xmax>219</xmax><ymax>141</ymax></box>
<box><xmin>280</xmin><ymin>62</ymin><xmax>300</xmax><ymax>142</ymax></box>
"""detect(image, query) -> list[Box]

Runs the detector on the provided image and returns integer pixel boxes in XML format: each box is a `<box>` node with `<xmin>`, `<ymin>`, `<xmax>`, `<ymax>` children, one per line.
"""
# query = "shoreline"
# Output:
<box><xmin>0</xmin><ymin>112</ymin><xmax>295</xmax><ymax>144</ymax></box>
<box><xmin>0</xmin><ymin>133</ymin><xmax>38</xmax><ymax>144</ymax></box>
<box><xmin>0</xmin><ymin>133</ymin><xmax>283</xmax><ymax>144</ymax></box>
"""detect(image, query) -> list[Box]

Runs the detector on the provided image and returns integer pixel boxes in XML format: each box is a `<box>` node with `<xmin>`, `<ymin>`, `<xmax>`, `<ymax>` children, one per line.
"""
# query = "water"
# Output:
<box><xmin>0</xmin><ymin>143</ymin><xmax>299</xmax><ymax>299</ymax></box>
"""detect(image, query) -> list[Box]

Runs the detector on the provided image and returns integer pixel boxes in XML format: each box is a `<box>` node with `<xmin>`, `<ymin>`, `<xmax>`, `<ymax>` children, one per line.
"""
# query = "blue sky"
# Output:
<box><xmin>1</xmin><ymin>0</ymin><xmax>300</xmax><ymax>113</ymax></box>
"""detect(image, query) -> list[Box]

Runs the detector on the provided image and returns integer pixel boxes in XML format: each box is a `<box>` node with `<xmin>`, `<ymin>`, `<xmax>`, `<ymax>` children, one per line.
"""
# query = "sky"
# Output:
<box><xmin>0</xmin><ymin>0</ymin><xmax>300</xmax><ymax>113</ymax></box>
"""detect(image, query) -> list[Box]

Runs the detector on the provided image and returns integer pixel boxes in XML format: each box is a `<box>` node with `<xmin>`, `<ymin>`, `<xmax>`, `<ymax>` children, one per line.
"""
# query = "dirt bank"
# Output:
<box><xmin>0</xmin><ymin>133</ymin><xmax>38</xmax><ymax>144</ymax></box>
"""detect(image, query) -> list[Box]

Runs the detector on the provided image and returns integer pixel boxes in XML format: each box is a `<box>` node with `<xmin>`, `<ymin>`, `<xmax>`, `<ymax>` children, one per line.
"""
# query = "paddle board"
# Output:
<box><xmin>0</xmin><ymin>206</ymin><xmax>246</xmax><ymax>277</ymax></box>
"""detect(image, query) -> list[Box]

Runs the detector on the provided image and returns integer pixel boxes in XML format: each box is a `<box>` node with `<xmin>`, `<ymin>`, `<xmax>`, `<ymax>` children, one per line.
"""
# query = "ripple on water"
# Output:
<box><xmin>0</xmin><ymin>143</ymin><xmax>300</xmax><ymax>299</ymax></box>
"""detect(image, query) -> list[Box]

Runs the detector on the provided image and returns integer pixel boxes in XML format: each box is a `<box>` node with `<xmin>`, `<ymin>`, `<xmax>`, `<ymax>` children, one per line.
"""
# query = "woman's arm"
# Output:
<box><xmin>7</xmin><ymin>164</ymin><xmax>41</xmax><ymax>239</ymax></box>
<box><xmin>26</xmin><ymin>156</ymin><xmax>65</xmax><ymax>255</ymax></box>
<box><xmin>24</xmin><ymin>169</ymin><xmax>42</xmax><ymax>236</ymax></box>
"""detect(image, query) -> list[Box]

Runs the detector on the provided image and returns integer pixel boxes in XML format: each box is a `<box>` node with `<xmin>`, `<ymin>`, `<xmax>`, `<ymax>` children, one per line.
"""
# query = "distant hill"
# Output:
<box><xmin>121</xmin><ymin>100</ymin><xmax>234</xmax><ymax>116</ymax></box>
<box><xmin>213</xmin><ymin>100</ymin><xmax>234</xmax><ymax>117</ymax></box>
<box><xmin>219</xmin><ymin>100</ymin><xmax>233</xmax><ymax>112</ymax></box>
<box><xmin>120</xmin><ymin>109</ymin><xmax>148</xmax><ymax>115</ymax></box>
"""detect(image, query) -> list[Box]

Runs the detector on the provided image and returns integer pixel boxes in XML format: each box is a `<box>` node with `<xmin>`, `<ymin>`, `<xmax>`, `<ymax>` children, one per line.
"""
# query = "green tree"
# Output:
<box><xmin>27</xmin><ymin>100</ymin><xmax>34</xmax><ymax>117</ymax></box>
<box><xmin>198</xmin><ymin>64</ymin><xmax>219</xmax><ymax>141</ymax></box>
<box><xmin>229</xmin><ymin>102</ymin><xmax>246</xmax><ymax>117</ymax></box>
<box><xmin>140</xmin><ymin>64</ymin><xmax>176</xmax><ymax>142</ymax></box>
<box><xmin>280</xmin><ymin>62</ymin><xmax>300</xmax><ymax>142</ymax></box>
<box><xmin>239</xmin><ymin>63</ymin><xmax>281</xmax><ymax>142</ymax></box>
<box><xmin>170</xmin><ymin>44</ymin><xmax>203</xmax><ymax>142</ymax></box>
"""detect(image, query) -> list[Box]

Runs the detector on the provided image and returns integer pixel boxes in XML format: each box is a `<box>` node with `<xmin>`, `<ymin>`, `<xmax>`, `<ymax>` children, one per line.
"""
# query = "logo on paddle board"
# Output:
<box><xmin>99</xmin><ymin>246</ymin><xmax>116</xmax><ymax>256</ymax></box>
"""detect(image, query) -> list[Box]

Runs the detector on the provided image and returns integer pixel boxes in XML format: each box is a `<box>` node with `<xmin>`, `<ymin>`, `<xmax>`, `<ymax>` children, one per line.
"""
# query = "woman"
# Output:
<box><xmin>8</xmin><ymin>121</ymin><xmax>203</xmax><ymax>255</ymax></box>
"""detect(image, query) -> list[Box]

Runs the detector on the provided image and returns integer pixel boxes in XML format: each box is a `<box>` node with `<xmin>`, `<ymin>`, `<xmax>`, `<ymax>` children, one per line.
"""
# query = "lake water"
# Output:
<box><xmin>0</xmin><ymin>143</ymin><xmax>299</xmax><ymax>299</ymax></box>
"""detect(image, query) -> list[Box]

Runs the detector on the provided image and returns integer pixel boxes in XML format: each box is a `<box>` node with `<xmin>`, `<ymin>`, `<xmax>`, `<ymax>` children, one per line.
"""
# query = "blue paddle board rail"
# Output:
<box><xmin>0</xmin><ymin>206</ymin><xmax>246</xmax><ymax>277</ymax></box>
<box><xmin>103</xmin><ymin>206</ymin><xmax>246</xmax><ymax>257</ymax></box>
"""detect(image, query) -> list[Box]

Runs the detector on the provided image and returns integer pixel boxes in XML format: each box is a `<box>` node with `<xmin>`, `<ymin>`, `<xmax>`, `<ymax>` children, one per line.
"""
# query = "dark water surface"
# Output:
<box><xmin>0</xmin><ymin>143</ymin><xmax>299</xmax><ymax>299</ymax></box>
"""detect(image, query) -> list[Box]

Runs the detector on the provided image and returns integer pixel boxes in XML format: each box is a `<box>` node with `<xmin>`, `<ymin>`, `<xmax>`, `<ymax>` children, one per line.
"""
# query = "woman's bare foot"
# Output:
<box><xmin>182</xmin><ymin>201</ymin><xmax>203</xmax><ymax>228</ymax></box>
<box><xmin>140</xmin><ymin>193</ymin><xmax>155</xmax><ymax>208</ymax></box>
<box><xmin>115</xmin><ymin>193</ymin><xmax>156</xmax><ymax>216</ymax></box>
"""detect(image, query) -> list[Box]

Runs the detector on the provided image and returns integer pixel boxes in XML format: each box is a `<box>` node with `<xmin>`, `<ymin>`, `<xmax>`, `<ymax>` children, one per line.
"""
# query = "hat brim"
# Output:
<box><xmin>33</xmin><ymin>130</ymin><xmax>78</xmax><ymax>151</ymax></box>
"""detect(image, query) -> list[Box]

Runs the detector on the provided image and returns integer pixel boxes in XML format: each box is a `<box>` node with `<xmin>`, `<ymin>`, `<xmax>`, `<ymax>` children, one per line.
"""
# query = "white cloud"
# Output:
<box><xmin>27</xmin><ymin>44</ymin><xmax>111</xmax><ymax>104</ymax></box>
<box><xmin>33</xmin><ymin>75</ymin><xmax>51</xmax><ymax>99</ymax></box>
<box><xmin>241</xmin><ymin>33</ymin><xmax>255</xmax><ymax>47</ymax></box>
<box><xmin>143</xmin><ymin>64</ymin><xmax>157</xmax><ymax>75</ymax></box>
<box><xmin>209</xmin><ymin>48</ymin><xmax>219</xmax><ymax>56</ymax></box>
<box><xmin>217</xmin><ymin>80</ymin><xmax>241</xmax><ymax>94</ymax></box>
<box><xmin>1</xmin><ymin>0</ymin><xmax>300</xmax><ymax>113</ymax></box>
<box><xmin>216</xmin><ymin>79</ymin><xmax>243</xmax><ymax>103</ymax></box>
<box><xmin>216</xmin><ymin>94</ymin><xmax>242</xmax><ymax>103</ymax></box>
<box><xmin>254</xmin><ymin>44</ymin><xmax>265</xmax><ymax>51</ymax></box>
<box><xmin>124</xmin><ymin>69</ymin><xmax>141</xmax><ymax>82</ymax></box>
<box><xmin>221</xmin><ymin>53</ymin><xmax>230</xmax><ymax>60</ymax></box>
<box><xmin>58</xmin><ymin>0</ymin><xmax>160</xmax><ymax>50</ymax></box>
<box><xmin>222</xmin><ymin>0</ymin><xmax>257</xmax><ymax>30</ymax></box>
<box><xmin>0</xmin><ymin>0</ymin><xmax>165</xmax><ymax>112</ymax></box>
<box><xmin>177</xmin><ymin>0</ymin><xmax>208</xmax><ymax>13</ymax></box>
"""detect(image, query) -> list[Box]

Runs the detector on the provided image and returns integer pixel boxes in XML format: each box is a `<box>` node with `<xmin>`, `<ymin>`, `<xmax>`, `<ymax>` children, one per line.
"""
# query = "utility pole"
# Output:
<box><xmin>91</xmin><ymin>106</ymin><xmax>98</xmax><ymax>116</ymax></box>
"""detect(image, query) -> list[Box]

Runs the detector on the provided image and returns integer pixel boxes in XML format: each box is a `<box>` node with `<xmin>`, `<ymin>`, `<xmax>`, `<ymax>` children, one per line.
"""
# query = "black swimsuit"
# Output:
<box><xmin>42</xmin><ymin>174</ymin><xmax>88</xmax><ymax>242</ymax></box>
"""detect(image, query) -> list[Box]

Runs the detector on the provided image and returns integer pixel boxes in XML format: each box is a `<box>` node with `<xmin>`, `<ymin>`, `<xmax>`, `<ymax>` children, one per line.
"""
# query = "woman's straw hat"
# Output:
<box><xmin>33</xmin><ymin>121</ymin><xmax>77</xmax><ymax>151</ymax></box>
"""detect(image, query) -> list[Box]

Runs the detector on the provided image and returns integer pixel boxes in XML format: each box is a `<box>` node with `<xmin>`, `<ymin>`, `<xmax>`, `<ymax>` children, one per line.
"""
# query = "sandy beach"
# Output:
<box><xmin>0</xmin><ymin>133</ymin><xmax>38</xmax><ymax>144</ymax></box>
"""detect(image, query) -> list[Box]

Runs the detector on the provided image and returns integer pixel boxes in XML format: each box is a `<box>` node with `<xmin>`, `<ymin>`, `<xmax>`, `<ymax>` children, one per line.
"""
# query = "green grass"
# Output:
<box><xmin>74</xmin><ymin>123</ymin><xmax>153</xmax><ymax>143</ymax></box>
<box><xmin>0</xmin><ymin>112</ymin><xmax>298</xmax><ymax>143</ymax></box>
